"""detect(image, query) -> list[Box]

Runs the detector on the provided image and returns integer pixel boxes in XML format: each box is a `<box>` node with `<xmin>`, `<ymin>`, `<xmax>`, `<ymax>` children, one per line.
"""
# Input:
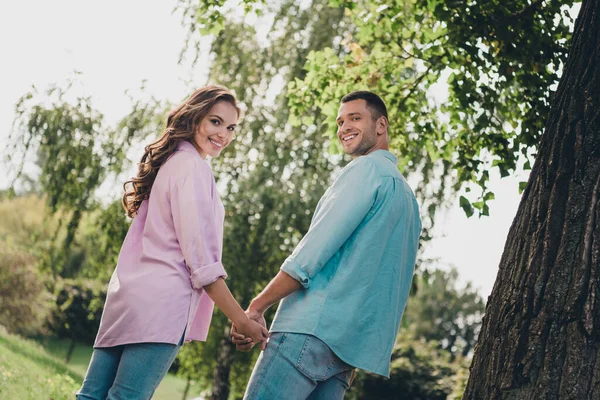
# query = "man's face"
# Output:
<box><xmin>336</xmin><ymin>99</ymin><xmax>378</xmax><ymax>157</ymax></box>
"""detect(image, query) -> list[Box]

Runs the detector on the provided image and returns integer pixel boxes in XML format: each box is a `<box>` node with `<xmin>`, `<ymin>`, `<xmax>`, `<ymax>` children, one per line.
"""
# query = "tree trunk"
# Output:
<box><xmin>464</xmin><ymin>1</ymin><xmax>600</xmax><ymax>399</ymax></box>
<box><xmin>182</xmin><ymin>377</ymin><xmax>191</xmax><ymax>400</ymax></box>
<box><xmin>210</xmin><ymin>333</ymin><xmax>235</xmax><ymax>400</ymax></box>
<box><xmin>65</xmin><ymin>337</ymin><xmax>76</xmax><ymax>364</ymax></box>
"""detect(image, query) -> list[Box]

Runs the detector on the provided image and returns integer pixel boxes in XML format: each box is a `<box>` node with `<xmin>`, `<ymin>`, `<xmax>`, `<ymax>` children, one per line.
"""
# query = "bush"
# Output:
<box><xmin>0</xmin><ymin>248</ymin><xmax>52</xmax><ymax>336</ymax></box>
<box><xmin>46</xmin><ymin>278</ymin><xmax>106</xmax><ymax>346</ymax></box>
<box><xmin>346</xmin><ymin>332</ymin><xmax>463</xmax><ymax>400</ymax></box>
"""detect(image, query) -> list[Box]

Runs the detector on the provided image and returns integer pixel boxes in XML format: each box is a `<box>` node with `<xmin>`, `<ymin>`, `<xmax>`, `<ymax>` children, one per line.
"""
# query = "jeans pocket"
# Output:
<box><xmin>295</xmin><ymin>335</ymin><xmax>337</xmax><ymax>380</ymax></box>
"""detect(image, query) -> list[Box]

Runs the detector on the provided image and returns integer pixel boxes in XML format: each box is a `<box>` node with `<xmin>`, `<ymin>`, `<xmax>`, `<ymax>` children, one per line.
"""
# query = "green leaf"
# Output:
<box><xmin>472</xmin><ymin>201</ymin><xmax>484</xmax><ymax>210</ymax></box>
<box><xmin>459</xmin><ymin>196</ymin><xmax>474</xmax><ymax>218</ymax></box>
<box><xmin>518</xmin><ymin>181</ymin><xmax>528</xmax><ymax>194</ymax></box>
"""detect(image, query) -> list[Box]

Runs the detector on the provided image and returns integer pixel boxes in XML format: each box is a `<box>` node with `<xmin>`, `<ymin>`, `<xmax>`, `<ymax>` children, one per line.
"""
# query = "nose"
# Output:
<box><xmin>339</xmin><ymin>122</ymin><xmax>352</xmax><ymax>135</ymax></box>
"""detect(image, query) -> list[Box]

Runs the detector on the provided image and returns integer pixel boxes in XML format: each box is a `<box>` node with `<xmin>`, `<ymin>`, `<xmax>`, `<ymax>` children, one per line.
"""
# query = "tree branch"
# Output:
<box><xmin>399</xmin><ymin>65</ymin><xmax>433</xmax><ymax>106</ymax></box>
<box><xmin>511</xmin><ymin>0</ymin><xmax>544</xmax><ymax>18</ymax></box>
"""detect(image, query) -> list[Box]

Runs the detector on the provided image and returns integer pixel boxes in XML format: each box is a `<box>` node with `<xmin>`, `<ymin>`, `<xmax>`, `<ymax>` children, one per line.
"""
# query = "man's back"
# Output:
<box><xmin>271</xmin><ymin>149</ymin><xmax>421</xmax><ymax>377</ymax></box>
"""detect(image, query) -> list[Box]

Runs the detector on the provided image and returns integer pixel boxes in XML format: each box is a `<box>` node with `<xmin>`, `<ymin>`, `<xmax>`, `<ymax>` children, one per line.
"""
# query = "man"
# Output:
<box><xmin>232</xmin><ymin>91</ymin><xmax>422</xmax><ymax>400</ymax></box>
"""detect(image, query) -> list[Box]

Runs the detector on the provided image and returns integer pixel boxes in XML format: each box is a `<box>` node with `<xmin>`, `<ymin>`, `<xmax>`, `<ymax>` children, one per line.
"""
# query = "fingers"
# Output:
<box><xmin>230</xmin><ymin>324</ymin><xmax>252</xmax><ymax>346</ymax></box>
<box><xmin>232</xmin><ymin>336</ymin><xmax>252</xmax><ymax>345</ymax></box>
<box><xmin>236</xmin><ymin>343</ymin><xmax>254</xmax><ymax>352</ymax></box>
<box><xmin>260</xmin><ymin>326</ymin><xmax>270</xmax><ymax>340</ymax></box>
<box><xmin>231</xmin><ymin>330</ymin><xmax>247</xmax><ymax>340</ymax></box>
<box><xmin>260</xmin><ymin>339</ymin><xmax>267</xmax><ymax>351</ymax></box>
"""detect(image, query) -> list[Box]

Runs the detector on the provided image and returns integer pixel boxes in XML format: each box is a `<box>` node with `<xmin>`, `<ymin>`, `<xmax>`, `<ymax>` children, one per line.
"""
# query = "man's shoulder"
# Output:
<box><xmin>356</xmin><ymin>151</ymin><xmax>401</xmax><ymax>179</ymax></box>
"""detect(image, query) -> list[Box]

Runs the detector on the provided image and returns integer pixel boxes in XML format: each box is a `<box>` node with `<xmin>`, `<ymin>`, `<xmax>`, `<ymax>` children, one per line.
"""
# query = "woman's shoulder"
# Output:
<box><xmin>160</xmin><ymin>147</ymin><xmax>213</xmax><ymax>182</ymax></box>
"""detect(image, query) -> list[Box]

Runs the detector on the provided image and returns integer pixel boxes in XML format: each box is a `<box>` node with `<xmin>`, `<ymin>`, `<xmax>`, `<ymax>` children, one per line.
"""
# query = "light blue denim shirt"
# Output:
<box><xmin>270</xmin><ymin>150</ymin><xmax>422</xmax><ymax>377</ymax></box>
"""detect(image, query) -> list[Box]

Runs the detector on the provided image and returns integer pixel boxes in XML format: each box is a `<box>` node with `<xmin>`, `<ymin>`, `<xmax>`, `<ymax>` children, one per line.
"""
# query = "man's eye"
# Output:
<box><xmin>338</xmin><ymin>121</ymin><xmax>343</xmax><ymax>126</ymax></box>
<box><xmin>352</xmin><ymin>117</ymin><xmax>360</xmax><ymax>121</ymax></box>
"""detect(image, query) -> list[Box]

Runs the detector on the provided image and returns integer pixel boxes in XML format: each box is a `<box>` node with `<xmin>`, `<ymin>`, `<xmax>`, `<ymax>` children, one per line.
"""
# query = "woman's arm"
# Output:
<box><xmin>204</xmin><ymin>278</ymin><xmax>269</xmax><ymax>343</ymax></box>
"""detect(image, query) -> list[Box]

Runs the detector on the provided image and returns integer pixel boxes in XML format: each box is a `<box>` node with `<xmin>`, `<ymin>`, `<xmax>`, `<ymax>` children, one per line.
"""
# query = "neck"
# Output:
<box><xmin>352</xmin><ymin>142</ymin><xmax>389</xmax><ymax>159</ymax></box>
<box><xmin>190</xmin><ymin>139</ymin><xmax>208</xmax><ymax>159</ymax></box>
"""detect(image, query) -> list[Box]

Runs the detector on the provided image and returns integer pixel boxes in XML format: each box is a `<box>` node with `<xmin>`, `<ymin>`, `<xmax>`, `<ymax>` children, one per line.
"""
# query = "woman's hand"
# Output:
<box><xmin>231</xmin><ymin>308</ymin><xmax>268</xmax><ymax>351</ymax></box>
<box><xmin>234</xmin><ymin>317</ymin><xmax>269</xmax><ymax>344</ymax></box>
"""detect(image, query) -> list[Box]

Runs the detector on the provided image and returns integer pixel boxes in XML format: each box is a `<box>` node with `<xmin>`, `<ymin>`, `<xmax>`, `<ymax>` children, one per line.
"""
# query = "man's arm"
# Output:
<box><xmin>250</xmin><ymin>271</ymin><xmax>303</xmax><ymax>314</ymax></box>
<box><xmin>231</xmin><ymin>271</ymin><xmax>302</xmax><ymax>350</ymax></box>
<box><xmin>233</xmin><ymin>158</ymin><xmax>380</xmax><ymax>350</ymax></box>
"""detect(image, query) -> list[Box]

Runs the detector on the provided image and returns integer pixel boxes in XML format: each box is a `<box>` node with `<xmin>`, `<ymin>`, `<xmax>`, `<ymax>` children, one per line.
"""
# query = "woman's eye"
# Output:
<box><xmin>228</xmin><ymin>126</ymin><xmax>235</xmax><ymax>132</ymax></box>
<box><xmin>212</xmin><ymin>119</ymin><xmax>220</xmax><ymax>125</ymax></box>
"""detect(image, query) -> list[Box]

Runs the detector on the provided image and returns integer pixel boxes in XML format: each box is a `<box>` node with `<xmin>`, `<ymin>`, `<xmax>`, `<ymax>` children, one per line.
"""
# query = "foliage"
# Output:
<box><xmin>6</xmin><ymin>80</ymin><xmax>167</xmax><ymax>279</ymax></box>
<box><xmin>3</xmin><ymin>0</ymin><xmax>580</xmax><ymax>397</ymax></box>
<box><xmin>347</xmin><ymin>331</ymin><xmax>463</xmax><ymax>400</ymax></box>
<box><xmin>46</xmin><ymin>278</ymin><xmax>107</xmax><ymax>346</ymax></box>
<box><xmin>76</xmin><ymin>200</ymin><xmax>131</xmax><ymax>282</ymax></box>
<box><xmin>287</xmin><ymin>0</ymin><xmax>576</xmax><ymax>224</ymax></box>
<box><xmin>402</xmin><ymin>267</ymin><xmax>485</xmax><ymax>358</ymax></box>
<box><xmin>0</xmin><ymin>249</ymin><xmax>52</xmax><ymax>336</ymax></box>
<box><xmin>178</xmin><ymin>0</ymin><xmax>577</xmax><ymax>241</ymax></box>
<box><xmin>0</xmin><ymin>194</ymin><xmax>57</xmax><ymax>252</ymax></box>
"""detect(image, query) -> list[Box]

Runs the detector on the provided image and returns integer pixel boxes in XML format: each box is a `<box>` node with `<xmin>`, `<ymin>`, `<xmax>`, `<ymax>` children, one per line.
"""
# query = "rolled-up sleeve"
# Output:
<box><xmin>171</xmin><ymin>161</ymin><xmax>227</xmax><ymax>289</ymax></box>
<box><xmin>281</xmin><ymin>157</ymin><xmax>380</xmax><ymax>288</ymax></box>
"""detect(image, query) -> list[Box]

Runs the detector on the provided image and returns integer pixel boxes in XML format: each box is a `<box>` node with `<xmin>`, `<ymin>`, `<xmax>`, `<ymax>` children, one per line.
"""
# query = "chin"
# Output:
<box><xmin>341</xmin><ymin>144</ymin><xmax>356</xmax><ymax>155</ymax></box>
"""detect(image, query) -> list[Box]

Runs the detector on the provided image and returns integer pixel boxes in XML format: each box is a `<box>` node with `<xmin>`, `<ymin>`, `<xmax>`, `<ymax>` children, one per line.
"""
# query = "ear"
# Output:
<box><xmin>377</xmin><ymin>116</ymin><xmax>388</xmax><ymax>135</ymax></box>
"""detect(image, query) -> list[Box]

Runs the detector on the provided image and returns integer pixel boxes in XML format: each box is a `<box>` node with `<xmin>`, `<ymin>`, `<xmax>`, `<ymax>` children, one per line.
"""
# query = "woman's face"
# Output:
<box><xmin>194</xmin><ymin>100</ymin><xmax>238</xmax><ymax>159</ymax></box>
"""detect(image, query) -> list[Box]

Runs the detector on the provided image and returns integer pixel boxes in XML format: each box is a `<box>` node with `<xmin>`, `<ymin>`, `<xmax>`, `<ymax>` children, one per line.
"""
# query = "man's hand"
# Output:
<box><xmin>231</xmin><ymin>308</ymin><xmax>268</xmax><ymax>351</ymax></box>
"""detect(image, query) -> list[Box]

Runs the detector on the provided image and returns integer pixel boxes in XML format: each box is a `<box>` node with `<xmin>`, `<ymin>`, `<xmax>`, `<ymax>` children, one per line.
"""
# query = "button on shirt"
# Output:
<box><xmin>270</xmin><ymin>150</ymin><xmax>422</xmax><ymax>377</ymax></box>
<box><xmin>95</xmin><ymin>140</ymin><xmax>227</xmax><ymax>348</ymax></box>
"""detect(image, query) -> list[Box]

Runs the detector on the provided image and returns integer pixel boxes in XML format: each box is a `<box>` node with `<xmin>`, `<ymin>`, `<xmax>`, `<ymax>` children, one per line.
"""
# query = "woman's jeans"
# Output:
<box><xmin>76</xmin><ymin>340</ymin><xmax>181</xmax><ymax>400</ymax></box>
<box><xmin>244</xmin><ymin>333</ymin><xmax>354</xmax><ymax>400</ymax></box>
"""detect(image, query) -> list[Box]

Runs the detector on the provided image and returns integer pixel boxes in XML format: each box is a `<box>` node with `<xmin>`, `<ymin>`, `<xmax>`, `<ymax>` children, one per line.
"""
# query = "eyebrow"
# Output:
<box><xmin>336</xmin><ymin>112</ymin><xmax>361</xmax><ymax>123</ymax></box>
<box><xmin>209</xmin><ymin>114</ymin><xmax>237</xmax><ymax>127</ymax></box>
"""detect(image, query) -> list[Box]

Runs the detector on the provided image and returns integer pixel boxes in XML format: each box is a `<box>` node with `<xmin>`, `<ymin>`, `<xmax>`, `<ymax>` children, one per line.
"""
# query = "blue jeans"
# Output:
<box><xmin>76</xmin><ymin>341</ymin><xmax>181</xmax><ymax>400</ymax></box>
<box><xmin>244</xmin><ymin>333</ymin><xmax>354</xmax><ymax>400</ymax></box>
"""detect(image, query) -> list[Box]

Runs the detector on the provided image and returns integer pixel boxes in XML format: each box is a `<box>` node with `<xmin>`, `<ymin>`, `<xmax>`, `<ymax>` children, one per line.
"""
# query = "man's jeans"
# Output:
<box><xmin>244</xmin><ymin>332</ymin><xmax>354</xmax><ymax>400</ymax></box>
<box><xmin>75</xmin><ymin>341</ymin><xmax>180</xmax><ymax>400</ymax></box>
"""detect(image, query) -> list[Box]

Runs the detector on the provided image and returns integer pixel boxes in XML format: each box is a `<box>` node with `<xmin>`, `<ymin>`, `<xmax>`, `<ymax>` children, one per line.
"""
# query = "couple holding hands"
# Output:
<box><xmin>76</xmin><ymin>85</ymin><xmax>421</xmax><ymax>400</ymax></box>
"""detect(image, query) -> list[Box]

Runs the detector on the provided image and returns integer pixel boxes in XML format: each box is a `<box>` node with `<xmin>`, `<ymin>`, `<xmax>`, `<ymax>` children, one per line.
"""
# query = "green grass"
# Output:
<box><xmin>0</xmin><ymin>327</ymin><xmax>80</xmax><ymax>400</ymax></box>
<box><xmin>0</xmin><ymin>328</ymin><xmax>205</xmax><ymax>399</ymax></box>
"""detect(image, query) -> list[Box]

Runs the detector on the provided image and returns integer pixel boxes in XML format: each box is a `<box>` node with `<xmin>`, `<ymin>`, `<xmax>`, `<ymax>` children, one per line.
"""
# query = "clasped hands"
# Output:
<box><xmin>231</xmin><ymin>308</ymin><xmax>269</xmax><ymax>351</ymax></box>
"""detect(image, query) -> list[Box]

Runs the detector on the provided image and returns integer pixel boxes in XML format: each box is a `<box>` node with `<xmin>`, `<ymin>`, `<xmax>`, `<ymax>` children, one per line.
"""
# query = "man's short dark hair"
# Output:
<box><xmin>341</xmin><ymin>91</ymin><xmax>388</xmax><ymax>121</ymax></box>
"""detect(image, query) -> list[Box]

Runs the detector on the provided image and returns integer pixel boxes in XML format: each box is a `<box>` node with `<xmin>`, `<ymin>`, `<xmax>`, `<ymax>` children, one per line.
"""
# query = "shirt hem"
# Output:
<box><xmin>269</xmin><ymin>327</ymin><xmax>390</xmax><ymax>378</ymax></box>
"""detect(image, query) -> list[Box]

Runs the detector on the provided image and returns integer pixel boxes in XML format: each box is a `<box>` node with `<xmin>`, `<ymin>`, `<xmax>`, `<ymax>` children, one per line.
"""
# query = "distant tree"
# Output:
<box><xmin>46</xmin><ymin>278</ymin><xmax>106</xmax><ymax>364</ymax></box>
<box><xmin>6</xmin><ymin>82</ymin><xmax>166</xmax><ymax>280</ymax></box>
<box><xmin>347</xmin><ymin>331</ymin><xmax>463</xmax><ymax>400</ymax></box>
<box><xmin>0</xmin><ymin>248</ymin><xmax>51</xmax><ymax>336</ymax></box>
<box><xmin>402</xmin><ymin>267</ymin><xmax>485</xmax><ymax>359</ymax></box>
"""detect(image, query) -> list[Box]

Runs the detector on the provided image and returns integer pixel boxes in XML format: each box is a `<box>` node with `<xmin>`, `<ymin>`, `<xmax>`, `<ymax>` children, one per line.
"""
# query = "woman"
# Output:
<box><xmin>77</xmin><ymin>85</ymin><xmax>267</xmax><ymax>400</ymax></box>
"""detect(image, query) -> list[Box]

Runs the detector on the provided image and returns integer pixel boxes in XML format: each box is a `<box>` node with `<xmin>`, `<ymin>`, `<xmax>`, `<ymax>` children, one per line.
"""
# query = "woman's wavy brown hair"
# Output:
<box><xmin>122</xmin><ymin>85</ymin><xmax>240</xmax><ymax>218</ymax></box>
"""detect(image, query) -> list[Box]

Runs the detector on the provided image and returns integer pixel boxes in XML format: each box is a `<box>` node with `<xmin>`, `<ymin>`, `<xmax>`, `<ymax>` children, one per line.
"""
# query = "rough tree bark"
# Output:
<box><xmin>464</xmin><ymin>1</ymin><xmax>600</xmax><ymax>399</ymax></box>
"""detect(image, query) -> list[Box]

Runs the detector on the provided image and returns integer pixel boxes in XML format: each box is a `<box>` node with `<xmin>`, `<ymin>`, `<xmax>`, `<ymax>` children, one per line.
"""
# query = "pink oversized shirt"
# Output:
<box><xmin>94</xmin><ymin>140</ymin><xmax>227</xmax><ymax>348</ymax></box>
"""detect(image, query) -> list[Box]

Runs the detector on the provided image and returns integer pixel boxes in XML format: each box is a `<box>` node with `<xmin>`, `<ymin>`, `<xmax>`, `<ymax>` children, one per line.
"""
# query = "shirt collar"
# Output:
<box><xmin>177</xmin><ymin>140</ymin><xmax>199</xmax><ymax>154</ymax></box>
<box><xmin>369</xmin><ymin>149</ymin><xmax>398</xmax><ymax>164</ymax></box>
